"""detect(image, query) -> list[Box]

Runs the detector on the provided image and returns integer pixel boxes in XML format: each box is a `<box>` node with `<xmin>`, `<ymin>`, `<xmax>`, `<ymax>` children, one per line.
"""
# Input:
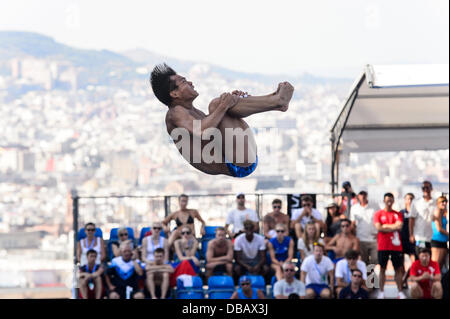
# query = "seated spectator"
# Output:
<box><xmin>145</xmin><ymin>248</ymin><xmax>174</xmax><ymax>299</ymax></box>
<box><xmin>142</xmin><ymin>221</ymin><xmax>169</xmax><ymax>264</ymax></box>
<box><xmin>163</xmin><ymin>194</ymin><xmax>206</xmax><ymax>248</ymax></box>
<box><xmin>273</xmin><ymin>262</ymin><xmax>306</xmax><ymax>299</ymax></box>
<box><xmin>234</xmin><ymin>220</ymin><xmax>269</xmax><ymax>279</ymax></box>
<box><xmin>225</xmin><ymin>193</ymin><xmax>259</xmax><ymax>239</ymax></box>
<box><xmin>105</xmin><ymin>242</ymin><xmax>145</xmax><ymax>299</ymax></box>
<box><xmin>112</xmin><ymin>227</ymin><xmax>135</xmax><ymax>258</ymax></box>
<box><xmin>173</xmin><ymin>226</ymin><xmax>200</xmax><ymax>270</ymax></box>
<box><xmin>335</xmin><ymin>250</ymin><xmax>367</xmax><ymax>296</ymax></box>
<box><xmin>205</xmin><ymin>227</ymin><xmax>233</xmax><ymax>280</ymax></box>
<box><xmin>268</xmin><ymin>223</ymin><xmax>294</xmax><ymax>280</ymax></box>
<box><xmin>298</xmin><ymin>221</ymin><xmax>324</xmax><ymax>262</ymax></box>
<box><xmin>324</xmin><ymin>202</ymin><xmax>345</xmax><ymax>244</ymax></box>
<box><xmin>338</xmin><ymin>269</ymin><xmax>369</xmax><ymax>299</ymax></box>
<box><xmin>263</xmin><ymin>199</ymin><xmax>290</xmax><ymax>238</ymax></box>
<box><xmin>325</xmin><ymin>218</ymin><xmax>360</xmax><ymax>263</ymax></box>
<box><xmin>300</xmin><ymin>243</ymin><xmax>334</xmax><ymax>299</ymax></box>
<box><xmin>263</xmin><ymin>215</ymin><xmax>277</xmax><ymax>239</ymax></box>
<box><xmin>410</xmin><ymin>247</ymin><xmax>443</xmax><ymax>299</ymax></box>
<box><xmin>291</xmin><ymin>195</ymin><xmax>325</xmax><ymax>239</ymax></box>
<box><xmin>78</xmin><ymin>249</ymin><xmax>104</xmax><ymax>299</ymax></box>
<box><xmin>76</xmin><ymin>222</ymin><xmax>106</xmax><ymax>266</ymax></box>
<box><xmin>230</xmin><ymin>276</ymin><xmax>265</xmax><ymax>299</ymax></box>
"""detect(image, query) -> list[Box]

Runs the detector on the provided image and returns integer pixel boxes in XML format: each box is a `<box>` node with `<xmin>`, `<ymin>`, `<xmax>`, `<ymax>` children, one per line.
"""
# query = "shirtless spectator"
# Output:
<box><xmin>205</xmin><ymin>227</ymin><xmax>233</xmax><ymax>279</ymax></box>
<box><xmin>325</xmin><ymin>218</ymin><xmax>360</xmax><ymax>263</ymax></box>
<box><xmin>410</xmin><ymin>247</ymin><xmax>443</xmax><ymax>299</ymax></box>
<box><xmin>163</xmin><ymin>194</ymin><xmax>206</xmax><ymax>248</ymax></box>
<box><xmin>264</xmin><ymin>199</ymin><xmax>290</xmax><ymax>238</ymax></box>
<box><xmin>335</xmin><ymin>250</ymin><xmax>367</xmax><ymax>296</ymax></box>
<box><xmin>145</xmin><ymin>248</ymin><xmax>174</xmax><ymax>299</ymax></box>
<box><xmin>78</xmin><ymin>249</ymin><xmax>104</xmax><ymax>299</ymax></box>
<box><xmin>225</xmin><ymin>193</ymin><xmax>259</xmax><ymax>238</ymax></box>
<box><xmin>263</xmin><ymin>215</ymin><xmax>276</xmax><ymax>239</ymax></box>
<box><xmin>291</xmin><ymin>195</ymin><xmax>325</xmax><ymax>239</ymax></box>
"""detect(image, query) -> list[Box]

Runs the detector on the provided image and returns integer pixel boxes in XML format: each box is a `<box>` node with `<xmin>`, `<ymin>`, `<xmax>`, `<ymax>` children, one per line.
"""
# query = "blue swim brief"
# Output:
<box><xmin>225</xmin><ymin>155</ymin><xmax>258</xmax><ymax>178</ymax></box>
<box><xmin>306</xmin><ymin>284</ymin><xmax>330</xmax><ymax>298</ymax></box>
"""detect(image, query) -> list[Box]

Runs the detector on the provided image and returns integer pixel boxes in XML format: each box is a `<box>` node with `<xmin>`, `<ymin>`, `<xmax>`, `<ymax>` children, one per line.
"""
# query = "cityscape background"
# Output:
<box><xmin>0</xmin><ymin>0</ymin><xmax>448</xmax><ymax>298</ymax></box>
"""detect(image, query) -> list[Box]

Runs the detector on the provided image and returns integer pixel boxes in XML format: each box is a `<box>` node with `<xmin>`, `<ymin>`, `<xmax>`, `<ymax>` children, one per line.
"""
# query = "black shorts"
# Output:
<box><xmin>213</xmin><ymin>264</ymin><xmax>227</xmax><ymax>273</ymax></box>
<box><xmin>378</xmin><ymin>250</ymin><xmax>404</xmax><ymax>269</ymax></box>
<box><xmin>431</xmin><ymin>240</ymin><xmax>448</xmax><ymax>249</ymax></box>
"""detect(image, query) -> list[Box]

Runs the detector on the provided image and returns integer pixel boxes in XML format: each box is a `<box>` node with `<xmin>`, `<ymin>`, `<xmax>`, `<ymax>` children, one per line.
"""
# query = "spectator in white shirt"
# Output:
<box><xmin>225</xmin><ymin>193</ymin><xmax>259</xmax><ymax>239</ymax></box>
<box><xmin>409</xmin><ymin>181</ymin><xmax>435</xmax><ymax>256</ymax></box>
<box><xmin>300</xmin><ymin>243</ymin><xmax>335</xmax><ymax>299</ymax></box>
<box><xmin>234</xmin><ymin>220</ymin><xmax>269</xmax><ymax>279</ymax></box>
<box><xmin>350</xmin><ymin>191</ymin><xmax>379</xmax><ymax>265</ymax></box>
<box><xmin>273</xmin><ymin>262</ymin><xmax>306</xmax><ymax>299</ymax></box>
<box><xmin>291</xmin><ymin>195</ymin><xmax>325</xmax><ymax>239</ymax></box>
<box><xmin>297</xmin><ymin>221</ymin><xmax>324</xmax><ymax>262</ymax></box>
<box><xmin>335</xmin><ymin>250</ymin><xmax>368</xmax><ymax>296</ymax></box>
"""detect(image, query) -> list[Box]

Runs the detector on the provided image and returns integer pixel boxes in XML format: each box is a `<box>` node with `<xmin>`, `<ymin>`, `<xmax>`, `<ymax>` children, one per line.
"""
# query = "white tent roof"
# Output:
<box><xmin>332</xmin><ymin>64</ymin><xmax>449</xmax><ymax>154</ymax></box>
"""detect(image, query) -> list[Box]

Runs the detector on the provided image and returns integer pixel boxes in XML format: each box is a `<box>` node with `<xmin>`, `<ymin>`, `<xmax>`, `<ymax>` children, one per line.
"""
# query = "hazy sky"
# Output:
<box><xmin>1</xmin><ymin>0</ymin><xmax>448</xmax><ymax>77</ymax></box>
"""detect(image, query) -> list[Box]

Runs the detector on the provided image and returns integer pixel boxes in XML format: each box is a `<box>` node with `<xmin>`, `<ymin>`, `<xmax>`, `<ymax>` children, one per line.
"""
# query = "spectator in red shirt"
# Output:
<box><xmin>373</xmin><ymin>193</ymin><xmax>406</xmax><ymax>299</ymax></box>
<box><xmin>410</xmin><ymin>247</ymin><xmax>443</xmax><ymax>299</ymax></box>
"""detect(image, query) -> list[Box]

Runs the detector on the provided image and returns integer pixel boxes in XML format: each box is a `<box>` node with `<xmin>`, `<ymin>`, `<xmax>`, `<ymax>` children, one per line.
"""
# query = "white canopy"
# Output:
<box><xmin>330</xmin><ymin>64</ymin><xmax>449</xmax><ymax>192</ymax></box>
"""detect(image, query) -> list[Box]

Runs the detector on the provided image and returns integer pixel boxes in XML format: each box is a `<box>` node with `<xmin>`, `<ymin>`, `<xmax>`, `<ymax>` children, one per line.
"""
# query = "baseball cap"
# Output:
<box><xmin>236</xmin><ymin>192</ymin><xmax>245</xmax><ymax>198</ymax></box>
<box><xmin>342</xmin><ymin>181</ymin><xmax>352</xmax><ymax>188</ymax></box>
<box><xmin>239</xmin><ymin>276</ymin><xmax>251</xmax><ymax>284</ymax></box>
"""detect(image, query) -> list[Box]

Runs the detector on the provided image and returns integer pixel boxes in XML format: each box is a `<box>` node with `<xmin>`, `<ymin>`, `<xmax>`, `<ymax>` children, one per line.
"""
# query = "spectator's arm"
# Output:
<box><xmin>162</xmin><ymin>213</ymin><xmax>175</xmax><ymax>234</ymax></box>
<box><xmin>225</xmin><ymin>224</ymin><xmax>233</xmax><ymax>238</ymax></box>
<box><xmin>409</xmin><ymin>218</ymin><xmax>416</xmax><ymax>242</ymax></box>
<box><xmin>433</xmin><ymin>273</ymin><xmax>442</xmax><ymax>282</ymax></box>
<box><xmin>100</xmin><ymin>238</ymin><xmax>106</xmax><ymax>262</ymax></box>
<box><xmin>434</xmin><ymin>209</ymin><xmax>449</xmax><ymax>236</ymax></box>
<box><xmin>300</xmin><ymin>271</ymin><xmax>307</xmax><ymax>284</ymax></box>
<box><xmin>263</xmin><ymin>219</ymin><xmax>270</xmax><ymax>238</ymax></box>
<box><xmin>267</xmin><ymin>241</ymin><xmax>279</xmax><ymax>265</ymax></box>
<box><xmin>336</xmin><ymin>277</ymin><xmax>347</xmax><ymax>288</ymax></box>
<box><xmin>255</xmin><ymin>249</ymin><xmax>266</xmax><ymax>270</ymax></box>
<box><xmin>257</xmin><ymin>289</ymin><xmax>265</xmax><ymax>299</ymax></box>
<box><xmin>141</xmin><ymin>238</ymin><xmax>149</xmax><ymax>264</ymax></box>
<box><xmin>194</xmin><ymin>210</ymin><xmax>206</xmax><ymax>236</ymax></box>
<box><xmin>92</xmin><ymin>265</ymin><xmax>104</xmax><ymax>278</ymax></box>
<box><xmin>325</xmin><ymin>234</ymin><xmax>338</xmax><ymax>250</ymax></box>
<box><xmin>112</xmin><ymin>242</ymin><xmax>120</xmax><ymax>257</ymax></box>
<box><xmin>164</xmin><ymin>239</ymin><xmax>170</xmax><ymax>263</ymax></box>
<box><xmin>104</xmin><ymin>271</ymin><xmax>115</xmax><ymax>291</ymax></box>
<box><xmin>133</xmin><ymin>260</ymin><xmax>143</xmax><ymax>276</ymax></box>
<box><xmin>354</xmin><ymin>237</ymin><xmax>360</xmax><ymax>252</ymax></box>
<box><xmin>328</xmin><ymin>270</ymin><xmax>335</xmax><ymax>293</ymax></box>
<box><xmin>287</xmin><ymin>239</ymin><xmax>294</xmax><ymax>262</ymax></box>
<box><xmin>230</xmin><ymin>291</ymin><xmax>239</xmax><ymax>299</ymax></box>
<box><xmin>189</xmin><ymin>239</ymin><xmax>199</xmax><ymax>257</ymax></box>
<box><xmin>299</xmin><ymin>249</ymin><xmax>305</xmax><ymax>262</ymax></box>
<box><xmin>235</xmin><ymin>251</ymin><xmax>249</xmax><ymax>269</ymax></box>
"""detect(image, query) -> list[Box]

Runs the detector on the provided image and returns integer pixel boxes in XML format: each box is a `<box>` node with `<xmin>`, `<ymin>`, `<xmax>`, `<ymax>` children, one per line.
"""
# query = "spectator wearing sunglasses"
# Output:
<box><xmin>335</xmin><ymin>250</ymin><xmax>367</xmax><ymax>296</ymax></box>
<box><xmin>264</xmin><ymin>199</ymin><xmax>290</xmax><ymax>238</ymax></box>
<box><xmin>234</xmin><ymin>220</ymin><xmax>269</xmax><ymax>280</ymax></box>
<box><xmin>410</xmin><ymin>181</ymin><xmax>435</xmax><ymax>256</ymax></box>
<box><xmin>268</xmin><ymin>223</ymin><xmax>294</xmax><ymax>281</ymax></box>
<box><xmin>291</xmin><ymin>195</ymin><xmax>325</xmax><ymax>239</ymax></box>
<box><xmin>273</xmin><ymin>262</ymin><xmax>306</xmax><ymax>299</ymax></box>
<box><xmin>77</xmin><ymin>222</ymin><xmax>106</xmax><ymax>266</ymax></box>
<box><xmin>338</xmin><ymin>269</ymin><xmax>369</xmax><ymax>299</ymax></box>
<box><xmin>112</xmin><ymin>227</ymin><xmax>135</xmax><ymax>258</ymax></box>
<box><xmin>325</xmin><ymin>219</ymin><xmax>360</xmax><ymax>263</ymax></box>
<box><xmin>225</xmin><ymin>192</ymin><xmax>259</xmax><ymax>239</ymax></box>
<box><xmin>142</xmin><ymin>222</ymin><xmax>169</xmax><ymax>265</ymax></box>
<box><xmin>230</xmin><ymin>276</ymin><xmax>265</xmax><ymax>299</ymax></box>
<box><xmin>174</xmin><ymin>226</ymin><xmax>200</xmax><ymax>268</ymax></box>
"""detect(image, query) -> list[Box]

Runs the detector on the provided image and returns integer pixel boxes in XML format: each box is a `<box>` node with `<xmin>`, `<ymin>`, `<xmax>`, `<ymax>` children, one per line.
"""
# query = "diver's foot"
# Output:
<box><xmin>276</xmin><ymin>82</ymin><xmax>294</xmax><ymax>112</ymax></box>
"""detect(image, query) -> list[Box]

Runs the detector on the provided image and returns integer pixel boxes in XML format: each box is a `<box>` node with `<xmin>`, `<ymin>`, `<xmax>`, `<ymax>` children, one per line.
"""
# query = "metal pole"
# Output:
<box><xmin>164</xmin><ymin>196</ymin><xmax>170</xmax><ymax>218</ymax></box>
<box><xmin>345</xmin><ymin>192</ymin><xmax>352</xmax><ymax>218</ymax></box>
<box><xmin>71</xmin><ymin>189</ymin><xmax>79</xmax><ymax>299</ymax></box>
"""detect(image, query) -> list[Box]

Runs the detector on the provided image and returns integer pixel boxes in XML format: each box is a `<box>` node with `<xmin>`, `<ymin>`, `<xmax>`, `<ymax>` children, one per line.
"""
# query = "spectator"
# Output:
<box><xmin>410</xmin><ymin>247</ymin><xmax>443</xmax><ymax>299</ymax></box>
<box><xmin>409</xmin><ymin>181</ymin><xmax>435</xmax><ymax>256</ymax></box>
<box><xmin>298</xmin><ymin>221</ymin><xmax>324</xmax><ymax>262</ymax></box>
<box><xmin>142</xmin><ymin>221</ymin><xmax>169</xmax><ymax>264</ymax></box>
<box><xmin>338</xmin><ymin>181</ymin><xmax>358</xmax><ymax>215</ymax></box>
<box><xmin>273</xmin><ymin>262</ymin><xmax>306</xmax><ymax>299</ymax></box>
<box><xmin>105</xmin><ymin>242</ymin><xmax>145</xmax><ymax>299</ymax></box>
<box><xmin>76</xmin><ymin>222</ymin><xmax>106</xmax><ymax>266</ymax></box>
<box><xmin>230</xmin><ymin>276</ymin><xmax>265</xmax><ymax>299</ymax></box>
<box><xmin>300</xmin><ymin>243</ymin><xmax>334</xmax><ymax>299</ymax></box>
<box><xmin>225</xmin><ymin>193</ymin><xmax>259</xmax><ymax>239</ymax></box>
<box><xmin>268</xmin><ymin>223</ymin><xmax>294</xmax><ymax>281</ymax></box>
<box><xmin>78</xmin><ymin>249</ymin><xmax>104</xmax><ymax>299</ymax></box>
<box><xmin>205</xmin><ymin>227</ymin><xmax>233</xmax><ymax>279</ymax></box>
<box><xmin>145</xmin><ymin>248</ymin><xmax>174</xmax><ymax>299</ymax></box>
<box><xmin>173</xmin><ymin>226</ymin><xmax>200</xmax><ymax>270</ymax></box>
<box><xmin>112</xmin><ymin>227</ymin><xmax>134</xmax><ymax>258</ymax></box>
<box><xmin>263</xmin><ymin>215</ymin><xmax>277</xmax><ymax>239</ymax></box>
<box><xmin>335</xmin><ymin>250</ymin><xmax>367</xmax><ymax>296</ymax></box>
<box><xmin>163</xmin><ymin>194</ymin><xmax>206</xmax><ymax>248</ymax></box>
<box><xmin>325</xmin><ymin>218</ymin><xmax>360</xmax><ymax>263</ymax></box>
<box><xmin>291</xmin><ymin>195</ymin><xmax>325</xmax><ymax>239</ymax></box>
<box><xmin>350</xmin><ymin>190</ymin><xmax>378</xmax><ymax>265</ymax></box>
<box><xmin>374</xmin><ymin>193</ymin><xmax>406</xmax><ymax>299</ymax></box>
<box><xmin>263</xmin><ymin>199</ymin><xmax>290</xmax><ymax>238</ymax></box>
<box><xmin>431</xmin><ymin>196</ymin><xmax>448</xmax><ymax>270</ymax></box>
<box><xmin>400</xmin><ymin>193</ymin><xmax>416</xmax><ymax>288</ymax></box>
<box><xmin>234</xmin><ymin>220</ymin><xmax>269</xmax><ymax>279</ymax></box>
<box><xmin>324</xmin><ymin>202</ymin><xmax>345</xmax><ymax>244</ymax></box>
<box><xmin>338</xmin><ymin>269</ymin><xmax>369</xmax><ymax>299</ymax></box>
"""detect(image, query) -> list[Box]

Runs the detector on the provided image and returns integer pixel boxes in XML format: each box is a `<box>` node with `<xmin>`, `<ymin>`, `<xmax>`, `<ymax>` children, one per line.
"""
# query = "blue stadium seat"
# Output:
<box><xmin>207</xmin><ymin>275</ymin><xmax>235</xmax><ymax>299</ymax></box>
<box><xmin>203</xmin><ymin>226</ymin><xmax>220</xmax><ymax>239</ymax></box>
<box><xmin>77</xmin><ymin>227</ymin><xmax>103</xmax><ymax>241</ymax></box>
<box><xmin>245</xmin><ymin>275</ymin><xmax>266</xmax><ymax>295</ymax></box>
<box><xmin>270</xmin><ymin>276</ymin><xmax>277</xmax><ymax>299</ymax></box>
<box><xmin>176</xmin><ymin>275</ymin><xmax>204</xmax><ymax>299</ymax></box>
<box><xmin>138</xmin><ymin>227</ymin><xmax>166</xmax><ymax>246</ymax></box>
<box><xmin>109</xmin><ymin>227</ymin><xmax>135</xmax><ymax>241</ymax></box>
<box><xmin>201</xmin><ymin>238</ymin><xmax>211</xmax><ymax>260</ymax></box>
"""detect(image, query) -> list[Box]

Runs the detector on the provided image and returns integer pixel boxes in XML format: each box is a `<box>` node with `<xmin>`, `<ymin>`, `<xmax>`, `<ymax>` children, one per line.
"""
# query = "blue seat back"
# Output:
<box><xmin>208</xmin><ymin>276</ymin><xmax>234</xmax><ymax>289</ymax></box>
<box><xmin>203</xmin><ymin>226</ymin><xmax>219</xmax><ymax>239</ymax></box>
<box><xmin>110</xmin><ymin>227</ymin><xmax>135</xmax><ymax>241</ymax></box>
<box><xmin>270</xmin><ymin>276</ymin><xmax>277</xmax><ymax>298</ymax></box>
<box><xmin>176</xmin><ymin>275</ymin><xmax>204</xmax><ymax>299</ymax></box>
<box><xmin>201</xmin><ymin>238</ymin><xmax>211</xmax><ymax>260</ymax></box>
<box><xmin>246</xmin><ymin>275</ymin><xmax>266</xmax><ymax>293</ymax></box>
<box><xmin>78</xmin><ymin>228</ymin><xmax>103</xmax><ymax>241</ymax></box>
<box><xmin>209</xmin><ymin>291</ymin><xmax>234</xmax><ymax>299</ymax></box>
<box><xmin>177</xmin><ymin>275</ymin><xmax>203</xmax><ymax>290</ymax></box>
<box><xmin>177</xmin><ymin>291</ymin><xmax>205</xmax><ymax>299</ymax></box>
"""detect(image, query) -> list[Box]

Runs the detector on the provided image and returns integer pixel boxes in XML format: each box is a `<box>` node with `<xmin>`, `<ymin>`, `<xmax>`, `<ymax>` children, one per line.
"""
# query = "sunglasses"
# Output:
<box><xmin>181</xmin><ymin>231</ymin><xmax>191</xmax><ymax>235</ymax></box>
<box><xmin>153</xmin><ymin>227</ymin><xmax>162</xmax><ymax>230</ymax></box>
<box><xmin>276</xmin><ymin>230</ymin><xmax>285</xmax><ymax>233</ymax></box>
<box><xmin>237</xmin><ymin>196</ymin><xmax>245</xmax><ymax>199</ymax></box>
<box><xmin>341</xmin><ymin>224</ymin><xmax>350</xmax><ymax>228</ymax></box>
<box><xmin>86</xmin><ymin>228</ymin><xmax>95</xmax><ymax>232</ymax></box>
<box><xmin>241</xmin><ymin>282</ymin><xmax>250</xmax><ymax>286</ymax></box>
<box><xmin>284</xmin><ymin>268</ymin><xmax>295</xmax><ymax>272</ymax></box>
<box><xmin>273</xmin><ymin>205</ymin><xmax>281</xmax><ymax>209</ymax></box>
<box><xmin>119</xmin><ymin>233</ymin><xmax>128</xmax><ymax>237</ymax></box>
